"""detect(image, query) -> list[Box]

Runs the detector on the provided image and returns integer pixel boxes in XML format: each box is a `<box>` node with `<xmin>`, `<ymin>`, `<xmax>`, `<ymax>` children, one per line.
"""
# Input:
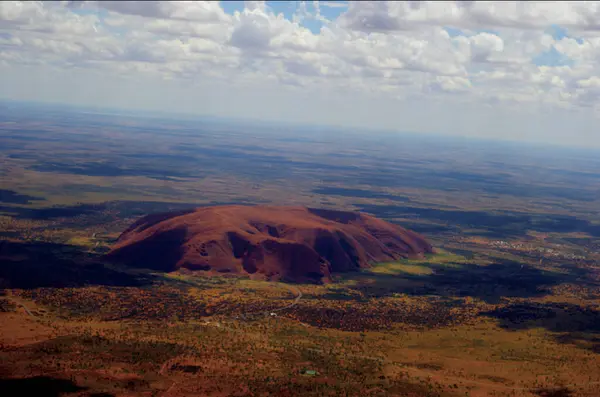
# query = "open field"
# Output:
<box><xmin>1</xmin><ymin>102</ymin><xmax>600</xmax><ymax>396</ymax></box>
<box><xmin>2</xmin><ymin>260</ymin><xmax>600</xmax><ymax>396</ymax></box>
<box><xmin>2</xmin><ymin>231</ymin><xmax>599</xmax><ymax>396</ymax></box>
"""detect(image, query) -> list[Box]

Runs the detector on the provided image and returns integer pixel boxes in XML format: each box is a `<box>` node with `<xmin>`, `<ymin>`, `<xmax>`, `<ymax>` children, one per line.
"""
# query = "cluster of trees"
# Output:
<box><xmin>18</xmin><ymin>286</ymin><xmax>208</xmax><ymax>321</ymax></box>
<box><xmin>0</xmin><ymin>298</ymin><xmax>16</xmax><ymax>312</ymax></box>
<box><xmin>17</xmin><ymin>281</ymin><xmax>305</xmax><ymax>323</ymax></box>
<box><xmin>282</xmin><ymin>297</ymin><xmax>477</xmax><ymax>332</ymax></box>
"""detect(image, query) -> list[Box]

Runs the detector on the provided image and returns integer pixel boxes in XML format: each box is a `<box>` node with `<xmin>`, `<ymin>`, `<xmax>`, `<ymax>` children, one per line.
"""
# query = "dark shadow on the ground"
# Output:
<box><xmin>532</xmin><ymin>387</ymin><xmax>574</xmax><ymax>397</ymax></box>
<box><xmin>355</xmin><ymin>203</ymin><xmax>600</xmax><ymax>239</ymax></box>
<box><xmin>344</xmin><ymin>260</ymin><xmax>568</xmax><ymax>304</ymax></box>
<box><xmin>311</xmin><ymin>187</ymin><xmax>411</xmax><ymax>202</ymax></box>
<box><xmin>28</xmin><ymin>159</ymin><xmax>196</xmax><ymax>180</ymax></box>
<box><xmin>0</xmin><ymin>203</ymin><xmax>107</xmax><ymax>220</ymax></box>
<box><xmin>557</xmin><ymin>263</ymin><xmax>600</xmax><ymax>288</ymax></box>
<box><xmin>0</xmin><ymin>240</ymin><xmax>155</xmax><ymax>289</ymax></box>
<box><xmin>0</xmin><ymin>376</ymin><xmax>88</xmax><ymax>397</ymax></box>
<box><xmin>0</xmin><ymin>190</ymin><xmax>43</xmax><ymax>205</ymax></box>
<box><xmin>0</xmin><ymin>200</ymin><xmax>261</xmax><ymax>224</ymax></box>
<box><xmin>0</xmin><ymin>200</ymin><xmax>201</xmax><ymax>221</ymax></box>
<box><xmin>482</xmin><ymin>302</ymin><xmax>600</xmax><ymax>353</ymax></box>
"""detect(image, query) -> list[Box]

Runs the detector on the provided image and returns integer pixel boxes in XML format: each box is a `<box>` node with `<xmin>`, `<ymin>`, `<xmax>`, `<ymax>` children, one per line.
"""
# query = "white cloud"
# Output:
<box><xmin>337</xmin><ymin>1</ymin><xmax>600</xmax><ymax>33</ymax></box>
<box><xmin>1</xmin><ymin>1</ymin><xmax>600</xmax><ymax>146</ymax></box>
<box><xmin>428</xmin><ymin>75</ymin><xmax>472</xmax><ymax>93</ymax></box>
<box><xmin>465</xmin><ymin>32</ymin><xmax>504</xmax><ymax>62</ymax></box>
<box><xmin>320</xmin><ymin>1</ymin><xmax>348</xmax><ymax>9</ymax></box>
<box><xmin>577</xmin><ymin>76</ymin><xmax>600</xmax><ymax>88</ymax></box>
<box><xmin>0</xmin><ymin>1</ymin><xmax>45</xmax><ymax>24</ymax></box>
<box><xmin>1</xmin><ymin>1</ymin><xmax>101</xmax><ymax>36</ymax></box>
<box><xmin>230</xmin><ymin>6</ymin><xmax>289</xmax><ymax>51</ymax></box>
<box><xmin>88</xmin><ymin>1</ymin><xmax>231</xmax><ymax>22</ymax></box>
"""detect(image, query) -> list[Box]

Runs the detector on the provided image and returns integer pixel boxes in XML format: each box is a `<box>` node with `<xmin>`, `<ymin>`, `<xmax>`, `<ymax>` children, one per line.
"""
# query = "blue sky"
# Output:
<box><xmin>220</xmin><ymin>1</ymin><xmax>347</xmax><ymax>33</ymax></box>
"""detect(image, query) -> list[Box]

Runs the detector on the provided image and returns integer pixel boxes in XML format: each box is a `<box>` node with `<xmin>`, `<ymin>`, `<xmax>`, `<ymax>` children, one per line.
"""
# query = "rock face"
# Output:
<box><xmin>106</xmin><ymin>206</ymin><xmax>434</xmax><ymax>283</ymax></box>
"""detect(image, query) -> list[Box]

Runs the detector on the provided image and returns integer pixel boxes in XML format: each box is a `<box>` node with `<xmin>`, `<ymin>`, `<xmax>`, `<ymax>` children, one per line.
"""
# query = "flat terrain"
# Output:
<box><xmin>1</xmin><ymin>102</ymin><xmax>599</xmax><ymax>396</ymax></box>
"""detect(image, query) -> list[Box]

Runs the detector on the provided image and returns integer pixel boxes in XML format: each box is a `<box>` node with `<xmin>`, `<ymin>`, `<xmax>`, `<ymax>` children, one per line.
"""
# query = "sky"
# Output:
<box><xmin>1</xmin><ymin>1</ymin><xmax>600</xmax><ymax>147</ymax></box>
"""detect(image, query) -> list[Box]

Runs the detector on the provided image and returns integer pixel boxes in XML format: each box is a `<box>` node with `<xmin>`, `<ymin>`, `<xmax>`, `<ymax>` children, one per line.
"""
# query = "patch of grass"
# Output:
<box><xmin>66</xmin><ymin>236</ymin><xmax>94</xmax><ymax>247</ymax></box>
<box><xmin>369</xmin><ymin>262</ymin><xmax>434</xmax><ymax>276</ymax></box>
<box><xmin>369</xmin><ymin>251</ymin><xmax>472</xmax><ymax>276</ymax></box>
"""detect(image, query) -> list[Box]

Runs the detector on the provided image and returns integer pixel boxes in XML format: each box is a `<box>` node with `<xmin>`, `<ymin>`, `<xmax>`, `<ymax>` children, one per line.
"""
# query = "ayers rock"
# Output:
<box><xmin>106</xmin><ymin>205</ymin><xmax>434</xmax><ymax>283</ymax></box>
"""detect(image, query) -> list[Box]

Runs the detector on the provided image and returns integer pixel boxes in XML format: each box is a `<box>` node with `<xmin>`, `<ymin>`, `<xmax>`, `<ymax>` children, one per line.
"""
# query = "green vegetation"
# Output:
<box><xmin>368</xmin><ymin>251</ymin><xmax>471</xmax><ymax>276</ymax></box>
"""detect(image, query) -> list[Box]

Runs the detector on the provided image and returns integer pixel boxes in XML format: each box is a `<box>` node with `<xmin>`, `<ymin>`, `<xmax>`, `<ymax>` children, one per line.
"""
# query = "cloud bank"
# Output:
<box><xmin>1</xmin><ymin>1</ymin><xmax>599</xmax><ymax>146</ymax></box>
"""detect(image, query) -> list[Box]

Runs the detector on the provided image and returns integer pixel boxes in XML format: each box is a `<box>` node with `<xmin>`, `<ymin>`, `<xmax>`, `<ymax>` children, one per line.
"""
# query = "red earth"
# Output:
<box><xmin>106</xmin><ymin>206</ymin><xmax>434</xmax><ymax>283</ymax></box>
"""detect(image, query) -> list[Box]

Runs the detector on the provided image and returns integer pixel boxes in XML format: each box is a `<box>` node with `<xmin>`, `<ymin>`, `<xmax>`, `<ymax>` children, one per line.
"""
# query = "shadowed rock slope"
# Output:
<box><xmin>106</xmin><ymin>206</ymin><xmax>434</xmax><ymax>283</ymax></box>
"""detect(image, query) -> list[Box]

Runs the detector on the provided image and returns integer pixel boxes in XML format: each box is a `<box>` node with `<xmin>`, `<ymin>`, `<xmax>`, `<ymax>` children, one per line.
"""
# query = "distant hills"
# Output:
<box><xmin>106</xmin><ymin>206</ymin><xmax>433</xmax><ymax>283</ymax></box>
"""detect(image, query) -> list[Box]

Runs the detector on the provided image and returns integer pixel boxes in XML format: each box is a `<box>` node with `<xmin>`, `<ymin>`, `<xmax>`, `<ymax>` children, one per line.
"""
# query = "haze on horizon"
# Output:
<box><xmin>1</xmin><ymin>1</ymin><xmax>600</xmax><ymax>148</ymax></box>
